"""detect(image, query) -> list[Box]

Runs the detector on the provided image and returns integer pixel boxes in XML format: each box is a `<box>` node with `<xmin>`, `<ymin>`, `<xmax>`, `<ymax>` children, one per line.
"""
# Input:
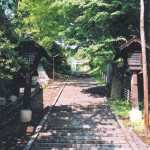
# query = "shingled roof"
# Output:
<box><xmin>114</xmin><ymin>36</ymin><xmax>150</xmax><ymax>60</ymax></box>
<box><xmin>119</xmin><ymin>36</ymin><xmax>150</xmax><ymax>50</ymax></box>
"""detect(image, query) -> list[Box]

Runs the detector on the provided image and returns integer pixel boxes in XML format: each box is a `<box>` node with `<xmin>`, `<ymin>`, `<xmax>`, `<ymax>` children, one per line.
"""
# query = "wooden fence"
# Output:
<box><xmin>123</xmin><ymin>88</ymin><xmax>131</xmax><ymax>102</ymax></box>
<box><xmin>100</xmin><ymin>71</ymin><xmax>107</xmax><ymax>83</ymax></box>
<box><xmin>100</xmin><ymin>70</ymin><xmax>131</xmax><ymax>102</ymax></box>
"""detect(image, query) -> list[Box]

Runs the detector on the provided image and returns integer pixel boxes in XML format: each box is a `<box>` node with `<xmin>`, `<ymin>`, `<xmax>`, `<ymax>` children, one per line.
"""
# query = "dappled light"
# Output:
<box><xmin>1</xmin><ymin>0</ymin><xmax>150</xmax><ymax>149</ymax></box>
<box><xmin>32</xmin><ymin>104</ymin><xmax>124</xmax><ymax>149</ymax></box>
<box><xmin>30</xmin><ymin>77</ymin><xmax>132</xmax><ymax>149</ymax></box>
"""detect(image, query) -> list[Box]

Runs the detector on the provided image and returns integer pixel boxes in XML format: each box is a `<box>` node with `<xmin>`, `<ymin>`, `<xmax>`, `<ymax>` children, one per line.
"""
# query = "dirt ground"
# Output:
<box><xmin>0</xmin><ymin>78</ymin><xmax>66</xmax><ymax>150</ymax></box>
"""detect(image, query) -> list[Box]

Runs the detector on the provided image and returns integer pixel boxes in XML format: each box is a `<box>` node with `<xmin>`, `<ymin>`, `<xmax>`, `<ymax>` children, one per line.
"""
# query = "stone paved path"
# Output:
<box><xmin>30</xmin><ymin>77</ymin><xmax>133</xmax><ymax>150</ymax></box>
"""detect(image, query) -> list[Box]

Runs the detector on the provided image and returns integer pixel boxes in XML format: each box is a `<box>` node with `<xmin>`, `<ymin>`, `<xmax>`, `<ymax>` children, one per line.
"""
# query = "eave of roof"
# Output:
<box><xmin>119</xmin><ymin>37</ymin><xmax>150</xmax><ymax>50</ymax></box>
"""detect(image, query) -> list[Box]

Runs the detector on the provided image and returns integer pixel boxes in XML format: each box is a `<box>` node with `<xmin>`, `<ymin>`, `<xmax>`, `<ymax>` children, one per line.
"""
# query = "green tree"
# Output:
<box><xmin>56</xmin><ymin>0</ymin><xmax>141</xmax><ymax>98</ymax></box>
<box><xmin>14</xmin><ymin>0</ymin><xmax>65</xmax><ymax>48</ymax></box>
<box><xmin>1</xmin><ymin>0</ymin><xmax>150</xmax><ymax>98</ymax></box>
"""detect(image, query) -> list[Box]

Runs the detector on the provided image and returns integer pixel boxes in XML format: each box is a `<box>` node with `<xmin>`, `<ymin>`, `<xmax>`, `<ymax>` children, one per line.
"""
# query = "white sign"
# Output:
<box><xmin>37</xmin><ymin>65</ymin><xmax>49</xmax><ymax>88</ymax></box>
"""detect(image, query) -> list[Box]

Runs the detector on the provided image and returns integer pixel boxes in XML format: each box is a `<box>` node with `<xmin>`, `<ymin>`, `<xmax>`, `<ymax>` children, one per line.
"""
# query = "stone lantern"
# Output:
<box><xmin>115</xmin><ymin>37</ymin><xmax>150</xmax><ymax>122</ymax></box>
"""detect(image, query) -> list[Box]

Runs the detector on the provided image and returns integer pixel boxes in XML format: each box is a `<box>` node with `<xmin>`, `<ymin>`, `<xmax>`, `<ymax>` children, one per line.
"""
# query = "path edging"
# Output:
<box><xmin>107</xmin><ymin>102</ymin><xmax>139</xmax><ymax>150</ymax></box>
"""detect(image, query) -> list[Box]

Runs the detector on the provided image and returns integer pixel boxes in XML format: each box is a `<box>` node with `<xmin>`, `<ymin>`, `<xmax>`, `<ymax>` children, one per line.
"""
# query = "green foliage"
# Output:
<box><xmin>14</xmin><ymin>0</ymin><xmax>65</xmax><ymax>47</ymax></box>
<box><xmin>88</xmin><ymin>67</ymin><xmax>105</xmax><ymax>84</ymax></box>
<box><xmin>0</xmin><ymin>31</ymin><xmax>21</xmax><ymax>80</ymax></box>
<box><xmin>0</xmin><ymin>30</ymin><xmax>24</xmax><ymax>97</ymax></box>
<box><xmin>54</xmin><ymin>0</ymin><xmax>140</xmax><ymax>71</ymax></box>
<box><xmin>73</xmin><ymin>47</ymin><xmax>88</xmax><ymax>60</ymax></box>
<box><xmin>41</xmin><ymin>42</ymin><xmax>71</xmax><ymax>76</ymax></box>
<box><xmin>11</xmin><ymin>0</ymin><xmax>141</xmax><ymax>72</ymax></box>
<box><xmin>0</xmin><ymin>0</ymin><xmax>149</xmax><ymax>95</ymax></box>
<box><xmin>51</xmin><ymin>42</ymin><xmax>71</xmax><ymax>73</ymax></box>
<box><xmin>110</xmin><ymin>98</ymin><xmax>145</xmax><ymax>133</ymax></box>
<box><xmin>125</xmin><ymin>121</ymin><xmax>144</xmax><ymax>132</ymax></box>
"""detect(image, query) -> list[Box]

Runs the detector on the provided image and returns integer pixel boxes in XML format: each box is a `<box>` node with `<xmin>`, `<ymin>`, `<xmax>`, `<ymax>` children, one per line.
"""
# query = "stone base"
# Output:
<box><xmin>20</xmin><ymin>110</ymin><xmax>32</xmax><ymax>122</ymax></box>
<box><xmin>10</xmin><ymin>95</ymin><xmax>17</xmax><ymax>102</ymax></box>
<box><xmin>0</xmin><ymin>97</ymin><xmax>6</xmax><ymax>105</ymax></box>
<box><xmin>129</xmin><ymin>110</ymin><xmax>142</xmax><ymax>122</ymax></box>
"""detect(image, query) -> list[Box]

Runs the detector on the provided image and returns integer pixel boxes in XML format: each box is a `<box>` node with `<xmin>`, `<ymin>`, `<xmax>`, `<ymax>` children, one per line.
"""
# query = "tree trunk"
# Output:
<box><xmin>110</xmin><ymin>67</ymin><xmax>124</xmax><ymax>99</ymax></box>
<box><xmin>145</xmin><ymin>0</ymin><xmax>150</xmax><ymax>44</ymax></box>
<box><xmin>106</xmin><ymin>62</ymin><xmax>113</xmax><ymax>89</ymax></box>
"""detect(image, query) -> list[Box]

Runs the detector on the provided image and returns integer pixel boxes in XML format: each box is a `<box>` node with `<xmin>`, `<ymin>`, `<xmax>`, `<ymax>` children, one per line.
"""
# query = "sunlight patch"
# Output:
<box><xmin>83</xmin><ymin>125</ymin><xmax>91</xmax><ymax>128</ymax></box>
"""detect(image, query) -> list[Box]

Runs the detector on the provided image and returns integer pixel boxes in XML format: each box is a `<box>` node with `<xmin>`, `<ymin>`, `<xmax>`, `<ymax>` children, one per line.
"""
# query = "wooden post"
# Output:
<box><xmin>127</xmin><ymin>89</ymin><xmax>130</xmax><ymax>102</ymax></box>
<box><xmin>23</xmin><ymin>71</ymin><xmax>32</xmax><ymax>109</ymax></box>
<box><xmin>140</xmin><ymin>0</ymin><xmax>149</xmax><ymax>135</ymax></box>
<box><xmin>130</xmin><ymin>71</ymin><xmax>142</xmax><ymax>122</ymax></box>
<box><xmin>131</xmin><ymin>72</ymin><xmax>139</xmax><ymax>111</ymax></box>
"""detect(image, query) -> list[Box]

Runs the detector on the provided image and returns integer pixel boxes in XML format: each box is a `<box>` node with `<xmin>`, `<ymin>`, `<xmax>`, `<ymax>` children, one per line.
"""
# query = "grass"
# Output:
<box><xmin>110</xmin><ymin>98</ymin><xmax>145</xmax><ymax>131</ymax></box>
<box><xmin>110</xmin><ymin>99</ymin><xmax>131</xmax><ymax>119</ymax></box>
<box><xmin>88</xmin><ymin>67</ymin><xmax>106</xmax><ymax>84</ymax></box>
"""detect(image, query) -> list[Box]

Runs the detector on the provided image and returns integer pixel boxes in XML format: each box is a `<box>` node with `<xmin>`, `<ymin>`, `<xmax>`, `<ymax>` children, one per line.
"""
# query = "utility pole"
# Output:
<box><xmin>140</xmin><ymin>0</ymin><xmax>149</xmax><ymax>135</ymax></box>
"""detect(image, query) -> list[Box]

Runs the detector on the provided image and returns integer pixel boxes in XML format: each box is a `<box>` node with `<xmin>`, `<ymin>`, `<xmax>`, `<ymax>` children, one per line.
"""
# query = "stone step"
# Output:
<box><xmin>35</xmin><ymin>138</ymin><xmax>127</xmax><ymax>145</ymax></box>
<box><xmin>52</xmin><ymin>105</ymin><xmax>109</xmax><ymax>110</ymax></box>
<box><xmin>46</xmin><ymin>119</ymin><xmax>118</xmax><ymax>125</ymax></box>
<box><xmin>49</xmin><ymin>111</ymin><xmax>114</xmax><ymax>115</ymax></box>
<box><xmin>31</xmin><ymin>143</ymin><xmax>131</xmax><ymax>149</ymax></box>
<box><xmin>30</xmin><ymin>77</ymin><xmax>132</xmax><ymax>150</ymax></box>
<box><xmin>46</xmin><ymin>116</ymin><xmax>117</xmax><ymax>122</ymax></box>
<box><xmin>41</xmin><ymin>128</ymin><xmax>123</xmax><ymax>133</ymax></box>
<box><xmin>43</xmin><ymin>125</ymin><xmax>120</xmax><ymax>130</ymax></box>
<box><xmin>32</xmin><ymin>148</ymin><xmax>131</xmax><ymax>150</ymax></box>
<box><xmin>52</xmin><ymin>105</ymin><xmax>108</xmax><ymax>109</ymax></box>
<box><xmin>36</xmin><ymin>136</ymin><xmax>126</xmax><ymax>143</ymax></box>
<box><xmin>42</xmin><ymin>124</ymin><xmax>120</xmax><ymax>130</ymax></box>
<box><xmin>39</xmin><ymin>131</ymin><xmax>124</xmax><ymax>137</ymax></box>
<box><xmin>45</xmin><ymin>120</ymin><xmax>118</xmax><ymax>125</ymax></box>
<box><xmin>48</xmin><ymin>115</ymin><xmax>115</xmax><ymax>120</ymax></box>
<box><xmin>32</xmin><ymin>148</ymin><xmax>76</xmax><ymax>150</ymax></box>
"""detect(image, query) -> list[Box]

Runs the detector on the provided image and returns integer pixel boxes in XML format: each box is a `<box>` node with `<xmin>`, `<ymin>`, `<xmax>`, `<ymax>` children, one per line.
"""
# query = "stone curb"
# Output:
<box><xmin>128</xmin><ymin>128</ymin><xmax>150</xmax><ymax>150</ymax></box>
<box><xmin>108</xmin><ymin>102</ymin><xmax>139</xmax><ymax>150</ymax></box>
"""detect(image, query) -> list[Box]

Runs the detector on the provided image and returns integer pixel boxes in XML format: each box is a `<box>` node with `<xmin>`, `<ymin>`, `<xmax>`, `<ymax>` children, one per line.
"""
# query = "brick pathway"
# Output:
<box><xmin>30</xmin><ymin>77</ymin><xmax>133</xmax><ymax>150</ymax></box>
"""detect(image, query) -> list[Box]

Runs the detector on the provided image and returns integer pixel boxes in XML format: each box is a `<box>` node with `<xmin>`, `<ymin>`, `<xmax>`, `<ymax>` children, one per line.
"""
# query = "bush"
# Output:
<box><xmin>0</xmin><ymin>31</ymin><xmax>24</xmax><ymax>97</ymax></box>
<box><xmin>0</xmin><ymin>32</ymin><xmax>21</xmax><ymax>79</ymax></box>
<box><xmin>0</xmin><ymin>79</ymin><xmax>12</xmax><ymax>97</ymax></box>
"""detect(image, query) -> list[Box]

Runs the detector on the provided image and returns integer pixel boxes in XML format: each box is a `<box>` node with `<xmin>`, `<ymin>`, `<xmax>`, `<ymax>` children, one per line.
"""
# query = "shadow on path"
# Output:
<box><xmin>82</xmin><ymin>86</ymin><xmax>108</xmax><ymax>98</ymax></box>
<box><xmin>31</xmin><ymin>104</ymin><xmax>128</xmax><ymax>150</ymax></box>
